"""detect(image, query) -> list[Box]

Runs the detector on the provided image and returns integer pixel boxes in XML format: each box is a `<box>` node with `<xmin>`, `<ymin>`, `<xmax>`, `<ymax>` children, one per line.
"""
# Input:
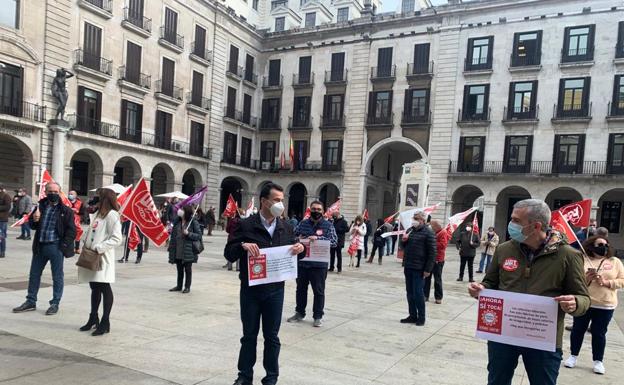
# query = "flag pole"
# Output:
<box><xmin>186</xmin><ymin>203</ymin><xmax>201</xmax><ymax>232</ymax></box>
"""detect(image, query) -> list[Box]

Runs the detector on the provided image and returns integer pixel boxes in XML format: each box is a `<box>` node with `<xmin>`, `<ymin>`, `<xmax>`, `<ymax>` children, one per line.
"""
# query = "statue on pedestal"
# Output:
<box><xmin>51</xmin><ymin>68</ymin><xmax>74</xmax><ymax>120</ymax></box>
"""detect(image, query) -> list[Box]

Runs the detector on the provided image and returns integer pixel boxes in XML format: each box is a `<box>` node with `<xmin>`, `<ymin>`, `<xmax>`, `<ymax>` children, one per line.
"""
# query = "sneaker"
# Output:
<box><xmin>45</xmin><ymin>304</ymin><xmax>59</xmax><ymax>315</ymax></box>
<box><xmin>313</xmin><ymin>318</ymin><xmax>323</xmax><ymax>327</ymax></box>
<box><xmin>593</xmin><ymin>360</ymin><xmax>605</xmax><ymax>375</ymax></box>
<box><xmin>287</xmin><ymin>312</ymin><xmax>304</xmax><ymax>323</ymax></box>
<box><xmin>400</xmin><ymin>316</ymin><xmax>417</xmax><ymax>324</ymax></box>
<box><xmin>564</xmin><ymin>355</ymin><xmax>577</xmax><ymax>368</ymax></box>
<box><xmin>12</xmin><ymin>302</ymin><xmax>36</xmax><ymax>313</ymax></box>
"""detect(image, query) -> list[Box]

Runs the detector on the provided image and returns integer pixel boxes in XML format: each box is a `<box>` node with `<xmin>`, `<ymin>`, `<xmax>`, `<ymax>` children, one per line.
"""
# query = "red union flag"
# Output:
<box><xmin>120</xmin><ymin>178</ymin><xmax>168</xmax><ymax>246</ymax></box>
<box><xmin>127</xmin><ymin>222</ymin><xmax>141</xmax><ymax>251</ymax></box>
<box><xmin>324</xmin><ymin>198</ymin><xmax>342</xmax><ymax>218</ymax></box>
<box><xmin>362</xmin><ymin>209</ymin><xmax>369</xmax><ymax>221</ymax></box>
<box><xmin>472</xmin><ymin>212</ymin><xmax>480</xmax><ymax>236</ymax></box>
<box><xmin>383</xmin><ymin>212</ymin><xmax>398</xmax><ymax>224</ymax></box>
<box><xmin>38</xmin><ymin>169</ymin><xmax>53</xmax><ymax>200</ymax></box>
<box><xmin>303</xmin><ymin>207</ymin><xmax>311</xmax><ymax>220</ymax></box>
<box><xmin>223</xmin><ymin>194</ymin><xmax>238</xmax><ymax>218</ymax></box>
<box><xmin>557</xmin><ymin>199</ymin><xmax>592</xmax><ymax>228</ymax></box>
<box><xmin>116</xmin><ymin>185</ymin><xmax>133</xmax><ymax>207</ymax></box>
<box><xmin>550</xmin><ymin>210</ymin><xmax>580</xmax><ymax>245</ymax></box>
<box><xmin>445</xmin><ymin>207</ymin><xmax>477</xmax><ymax>233</ymax></box>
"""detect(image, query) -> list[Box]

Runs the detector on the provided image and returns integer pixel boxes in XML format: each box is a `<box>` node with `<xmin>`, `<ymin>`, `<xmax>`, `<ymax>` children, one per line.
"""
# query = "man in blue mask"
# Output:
<box><xmin>468</xmin><ymin>198</ymin><xmax>589</xmax><ymax>385</ymax></box>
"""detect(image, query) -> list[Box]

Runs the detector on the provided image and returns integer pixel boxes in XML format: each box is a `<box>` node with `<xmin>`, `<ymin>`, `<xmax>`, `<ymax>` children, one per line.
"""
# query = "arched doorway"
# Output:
<box><xmin>220</xmin><ymin>177</ymin><xmax>245</xmax><ymax>216</ymax></box>
<box><xmin>0</xmin><ymin>134</ymin><xmax>33</xmax><ymax>194</ymax></box>
<box><xmin>545</xmin><ymin>187</ymin><xmax>583</xmax><ymax>210</ymax></box>
<box><xmin>182</xmin><ymin>168</ymin><xmax>202</xmax><ymax>196</ymax></box>
<box><xmin>598</xmin><ymin>189</ymin><xmax>624</xmax><ymax>248</ymax></box>
<box><xmin>495</xmin><ymin>186</ymin><xmax>531</xmax><ymax>240</ymax></box>
<box><xmin>150</xmin><ymin>163</ymin><xmax>174</xmax><ymax>196</ymax></box>
<box><xmin>113</xmin><ymin>156</ymin><xmax>141</xmax><ymax>186</ymax></box>
<box><xmin>288</xmin><ymin>183</ymin><xmax>307</xmax><ymax>219</ymax></box>
<box><xmin>451</xmin><ymin>185</ymin><xmax>484</xmax><ymax>214</ymax></box>
<box><xmin>362</xmin><ymin>138</ymin><xmax>426</xmax><ymax>220</ymax></box>
<box><xmin>69</xmin><ymin>149</ymin><xmax>103</xmax><ymax>197</ymax></box>
<box><xmin>318</xmin><ymin>183</ymin><xmax>340</xmax><ymax>210</ymax></box>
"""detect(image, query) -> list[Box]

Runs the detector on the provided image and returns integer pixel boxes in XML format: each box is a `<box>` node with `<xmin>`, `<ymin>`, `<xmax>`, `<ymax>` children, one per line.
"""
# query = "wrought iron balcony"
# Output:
<box><xmin>118</xmin><ymin>65</ymin><xmax>151</xmax><ymax>89</ymax></box>
<box><xmin>226</xmin><ymin>62</ymin><xmax>244</xmax><ymax>78</ymax></box>
<box><xmin>448</xmin><ymin>161</ymin><xmax>620</xmax><ymax>175</ymax></box>
<box><xmin>69</xmin><ymin>114</ymin><xmax>119</xmax><ymax>138</ymax></box>
<box><xmin>74</xmin><ymin>48</ymin><xmax>112</xmax><ymax>75</ymax></box>
<box><xmin>552</xmin><ymin>103</ymin><xmax>592</xmax><ymax>120</ymax></box>
<box><xmin>406</xmin><ymin>61</ymin><xmax>434</xmax><ymax>77</ymax></box>
<box><xmin>464</xmin><ymin>57</ymin><xmax>492</xmax><ymax>72</ymax></box>
<box><xmin>370</xmin><ymin>65</ymin><xmax>396</xmax><ymax>80</ymax></box>
<box><xmin>288</xmin><ymin>116</ymin><xmax>313</xmax><ymax>130</ymax></box>
<box><xmin>510</xmin><ymin>51</ymin><xmax>541</xmax><ymax>67</ymax></box>
<box><xmin>401</xmin><ymin>111</ymin><xmax>431</xmax><ymax>125</ymax></box>
<box><xmin>259</xmin><ymin>117</ymin><xmax>281</xmax><ymax>130</ymax></box>
<box><xmin>154</xmin><ymin>80</ymin><xmax>183</xmax><ymax>101</ymax></box>
<box><xmin>159</xmin><ymin>26</ymin><xmax>184</xmax><ymax>50</ymax></box>
<box><xmin>320</xmin><ymin>115</ymin><xmax>346</xmax><ymax>129</ymax></box>
<box><xmin>83</xmin><ymin>0</ymin><xmax>112</xmax><ymax>12</ymax></box>
<box><xmin>190</xmin><ymin>42</ymin><xmax>212</xmax><ymax>62</ymax></box>
<box><xmin>503</xmin><ymin>105</ymin><xmax>539</xmax><ymax>122</ymax></box>
<box><xmin>561</xmin><ymin>46</ymin><xmax>594</xmax><ymax>63</ymax></box>
<box><xmin>123</xmin><ymin>7</ymin><xmax>151</xmax><ymax>33</ymax></box>
<box><xmin>458</xmin><ymin>107</ymin><xmax>491</xmax><ymax>123</ymax></box>
<box><xmin>0</xmin><ymin>100</ymin><xmax>46</xmax><ymax>123</ymax></box>
<box><xmin>186</xmin><ymin>92</ymin><xmax>210</xmax><ymax>110</ymax></box>
<box><xmin>292</xmin><ymin>72</ymin><xmax>314</xmax><ymax>87</ymax></box>
<box><xmin>324</xmin><ymin>69</ymin><xmax>348</xmax><ymax>84</ymax></box>
<box><xmin>366</xmin><ymin>113</ymin><xmax>394</xmax><ymax>127</ymax></box>
<box><xmin>262</xmin><ymin>75</ymin><xmax>283</xmax><ymax>89</ymax></box>
<box><xmin>243</xmin><ymin>70</ymin><xmax>258</xmax><ymax>85</ymax></box>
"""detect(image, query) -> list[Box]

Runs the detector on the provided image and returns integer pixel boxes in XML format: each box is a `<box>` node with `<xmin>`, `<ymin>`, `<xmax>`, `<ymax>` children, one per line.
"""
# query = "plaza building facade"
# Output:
<box><xmin>1</xmin><ymin>0</ymin><xmax>624</xmax><ymax>248</ymax></box>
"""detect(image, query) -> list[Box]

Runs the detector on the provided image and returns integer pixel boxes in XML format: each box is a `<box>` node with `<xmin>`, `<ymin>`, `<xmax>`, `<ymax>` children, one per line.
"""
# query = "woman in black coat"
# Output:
<box><xmin>168</xmin><ymin>205</ymin><xmax>202</xmax><ymax>293</ymax></box>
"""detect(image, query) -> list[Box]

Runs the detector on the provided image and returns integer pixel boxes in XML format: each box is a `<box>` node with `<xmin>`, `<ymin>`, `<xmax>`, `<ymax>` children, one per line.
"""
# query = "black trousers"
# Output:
<box><xmin>176</xmin><ymin>260</ymin><xmax>192</xmax><ymax>289</ymax></box>
<box><xmin>329</xmin><ymin>247</ymin><xmax>342</xmax><ymax>271</ymax></box>
<box><xmin>459</xmin><ymin>256</ymin><xmax>475</xmax><ymax>281</ymax></box>
<box><xmin>369</xmin><ymin>243</ymin><xmax>384</xmax><ymax>262</ymax></box>
<box><xmin>295</xmin><ymin>266</ymin><xmax>327</xmax><ymax>319</ymax></box>
<box><xmin>124</xmin><ymin>241</ymin><xmax>143</xmax><ymax>261</ymax></box>
<box><xmin>424</xmin><ymin>261</ymin><xmax>444</xmax><ymax>300</ymax></box>
<box><xmin>363</xmin><ymin>236</ymin><xmax>369</xmax><ymax>256</ymax></box>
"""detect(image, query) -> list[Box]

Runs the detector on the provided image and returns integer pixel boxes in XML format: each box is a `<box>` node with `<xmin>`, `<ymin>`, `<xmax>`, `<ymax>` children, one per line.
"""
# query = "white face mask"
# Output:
<box><xmin>466</xmin><ymin>227</ymin><xmax>472</xmax><ymax>232</ymax></box>
<box><xmin>177</xmin><ymin>209</ymin><xmax>184</xmax><ymax>218</ymax></box>
<box><xmin>412</xmin><ymin>220</ymin><xmax>421</xmax><ymax>227</ymax></box>
<box><xmin>269</xmin><ymin>201</ymin><xmax>285</xmax><ymax>217</ymax></box>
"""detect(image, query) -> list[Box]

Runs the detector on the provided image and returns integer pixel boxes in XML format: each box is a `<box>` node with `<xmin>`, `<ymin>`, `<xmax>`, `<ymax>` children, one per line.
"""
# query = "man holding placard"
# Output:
<box><xmin>224</xmin><ymin>183</ymin><xmax>305</xmax><ymax>385</ymax></box>
<box><xmin>468</xmin><ymin>199</ymin><xmax>590</xmax><ymax>385</ymax></box>
<box><xmin>287</xmin><ymin>200</ymin><xmax>337</xmax><ymax>327</ymax></box>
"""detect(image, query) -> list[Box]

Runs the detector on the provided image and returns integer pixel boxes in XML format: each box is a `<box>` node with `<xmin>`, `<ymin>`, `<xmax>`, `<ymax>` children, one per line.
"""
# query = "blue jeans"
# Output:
<box><xmin>0</xmin><ymin>221</ymin><xmax>7</xmax><ymax>253</ymax></box>
<box><xmin>479</xmin><ymin>253</ymin><xmax>492</xmax><ymax>272</ymax></box>
<box><xmin>21</xmin><ymin>222</ymin><xmax>31</xmax><ymax>238</ymax></box>
<box><xmin>570</xmin><ymin>307</ymin><xmax>615</xmax><ymax>361</ymax></box>
<box><xmin>385</xmin><ymin>237</ymin><xmax>392</xmax><ymax>256</ymax></box>
<box><xmin>26</xmin><ymin>242</ymin><xmax>64</xmax><ymax>305</ymax></box>
<box><xmin>487</xmin><ymin>341</ymin><xmax>562</xmax><ymax>385</ymax></box>
<box><xmin>404</xmin><ymin>268</ymin><xmax>426</xmax><ymax>320</ymax></box>
<box><xmin>238</xmin><ymin>284</ymin><xmax>284</xmax><ymax>385</ymax></box>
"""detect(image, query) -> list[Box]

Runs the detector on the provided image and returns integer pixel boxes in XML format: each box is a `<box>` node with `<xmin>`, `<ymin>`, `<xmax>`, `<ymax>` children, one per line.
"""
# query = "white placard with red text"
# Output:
<box><xmin>248</xmin><ymin>246</ymin><xmax>298</xmax><ymax>287</ymax></box>
<box><xmin>476</xmin><ymin>289</ymin><xmax>558</xmax><ymax>352</ymax></box>
<box><xmin>300</xmin><ymin>239</ymin><xmax>331</xmax><ymax>264</ymax></box>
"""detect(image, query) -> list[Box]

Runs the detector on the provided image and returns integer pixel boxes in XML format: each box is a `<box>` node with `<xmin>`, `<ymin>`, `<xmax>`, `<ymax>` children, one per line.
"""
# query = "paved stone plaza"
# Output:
<box><xmin>0</xmin><ymin>226</ymin><xmax>622</xmax><ymax>385</ymax></box>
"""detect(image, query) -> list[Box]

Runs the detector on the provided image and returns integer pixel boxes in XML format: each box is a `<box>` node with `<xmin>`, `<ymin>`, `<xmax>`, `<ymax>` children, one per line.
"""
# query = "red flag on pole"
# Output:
<box><xmin>556</xmin><ymin>199</ymin><xmax>592</xmax><ymax>228</ymax></box>
<box><xmin>119</xmin><ymin>178</ymin><xmax>169</xmax><ymax>246</ymax></box>
<box><xmin>303</xmin><ymin>207</ymin><xmax>311</xmax><ymax>220</ymax></box>
<box><xmin>362</xmin><ymin>209</ymin><xmax>369</xmax><ymax>221</ymax></box>
<box><xmin>36</xmin><ymin>169</ymin><xmax>80</xmax><ymax>239</ymax></box>
<box><xmin>472</xmin><ymin>212</ymin><xmax>480</xmax><ymax>237</ymax></box>
<box><xmin>127</xmin><ymin>222</ymin><xmax>141</xmax><ymax>251</ymax></box>
<box><xmin>550</xmin><ymin>210</ymin><xmax>580</xmax><ymax>246</ymax></box>
<box><xmin>324</xmin><ymin>198</ymin><xmax>342</xmax><ymax>218</ymax></box>
<box><xmin>116</xmin><ymin>185</ymin><xmax>133</xmax><ymax>207</ymax></box>
<box><xmin>38</xmin><ymin>169</ymin><xmax>53</xmax><ymax>201</ymax></box>
<box><xmin>289</xmin><ymin>135</ymin><xmax>295</xmax><ymax>171</ymax></box>
<box><xmin>11</xmin><ymin>212</ymin><xmax>32</xmax><ymax>228</ymax></box>
<box><xmin>445</xmin><ymin>207</ymin><xmax>477</xmax><ymax>233</ymax></box>
<box><xmin>383</xmin><ymin>211</ymin><xmax>399</xmax><ymax>224</ymax></box>
<box><xmin>223</xmin><ymin>194</ymin><xmax>238</xmax><ymax>218</ymax></box>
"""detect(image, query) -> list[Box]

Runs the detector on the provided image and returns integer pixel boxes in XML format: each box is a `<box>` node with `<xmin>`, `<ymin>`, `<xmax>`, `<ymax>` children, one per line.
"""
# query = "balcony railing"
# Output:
<box><xmin>366</xmin><ymin>113</ymin><xmax>394</xmax><ymax>126</ymax></box>
<box><xmin>155</xmin><ymin>80</ymin><xmax>183</xmax><ymax>100</ymax></box>
<box><xmin>123</xmin><ymin>7</ymin><xmax>151</xmax><ymax>32</ymax></box>
<box><xmin>503</xmin><ymin>105</ymin><xmax>539</xmax><ymax>121</ymax></box>
<box><xmin>74</xmin><ymin>49</ymin><xmax>112</xmax><ymax>75</ymax></box>
<box><xmin>292</xmin><ymin>72</ymin><xmax>314</xmax><ymax>86</ymax></box>
<box><xmin>324</xmin><ymin>69</ymin><xmax>348</xmax><ymax>83</ymax></box>
<box><xmin>222</xmin><ymin>155</ymin><xmax>260</xmax><ymax>170</ymax></box>
<box><xmin>561</xmin><ymin>46</ymin><xmax>594</xmax><ymax>63</ymax></box>
<box><xmin>320</xmin><ymin>115</ymin><xmax>345</xmax><ymax>128</ymax></box>
<box><xmin>119</xmin><ymin>125</ymin><xmax>142</xmax><ymax>144</ymax></box>
<box><xmin>464</xmin><ymin>57</ymin><xmax>492</xmax><ymax>71</ymax></box>
<box><xmin>118</xmin><ymin>65</ymin><xmax>151</xmax><ymax>88</ymax></box>
<box><xmin>0</xmin><ymin>100</ymin><xmax>46</xmax><ymax>123</ymax></box>
<box><xmin>260</xmin><ymin>117</ymin><xmax>281</xmax><ymax>130</ymax></box>
<box><xmin>244</xmin><ymin>70</ymin><xmax>258</xmax><ymax>85</ymax></box>
<box><xmin>407</xmin><ymin>61</ymin><xmax>434</xmax><ymax>76</ymax></box>
<box><xmin>69</xmin><ymin>114</ymin><xmax>119</xmax><ymax>138</ymax></box>
<box><xmin>370</xmin><ymin>65</ymin><xmax>396</xmax><ymax>80</ymax></box>
<box><xmin>159</xmin><ymin>26</ymin><xmax>184</xmax><ymax>49</ymax></box>
<box><xmin>84</xmin><ymin>0</ymin><xmax>112</xmax><ymax>12</ymax></box>
<box><xmin>401</xmin><ymin>111</ymin><xmax>431</xmax><ymax>125</ymax></box>
<box><xmin>510</xmin><ymin>51</ymin><xmax>541</xmax><ymax>67</ymax></box>
<box><xmin>262</xmin><ymin>75</ymin><xmax>283</xmax><ymax>88</ymax></box>
<box><xmin>552</xmin><ymin>103</ymin><xmax>592</xmax><ymax>120</ymax></box>
<box><xmin>186</xmin><ymin>92</ymin><xmax>210</xmax><ymax>110</ymax></box>
<box><xmin>190</xmin><ymin>42</ymin><xmax>212</xmax><ymax>62</ymax></box>
<box><xmin>226</xmin><ymin>62</ymin><xmax>244</xmax><ymax>78</ymax></box>
<box><xmin>458</xmin><ymin>107</ymin><xmax>491</xmax><ymax>122</ymax></box>
<box><xmin>288</xmin><ymin>116</ymin><xmax>313</xmax><ymax>130</ymax></box>
<box><xmin>224</xmin><ymin>106</ymin><xmax>239</xmax><ymax>121</ymax></box>
<box><xmin>449</xmin><ymin>161</ymin><xmax>621</xmax><ymax>175</ymax></box>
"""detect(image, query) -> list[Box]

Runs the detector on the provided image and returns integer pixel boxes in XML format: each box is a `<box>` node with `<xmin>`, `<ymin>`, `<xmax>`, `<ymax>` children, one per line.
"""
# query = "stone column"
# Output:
<box><xmin>482</xmin><ymin>200</ymin><xmax>498</xmax><ymax>230</ymax></box>
<box><xmin>49</xmin><ymin>120</ymin><xmax>70</xmax><ymax>189</ymax></box>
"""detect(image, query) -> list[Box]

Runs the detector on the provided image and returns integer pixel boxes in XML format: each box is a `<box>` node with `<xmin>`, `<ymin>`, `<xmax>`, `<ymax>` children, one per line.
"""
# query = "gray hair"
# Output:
<box><xmin>513</xmin><ymin>199</ymin><xmax>551</xmax><ymax>228</ymax></box>
<box><xmin>413</xmin><ymin>210</ymin><xmax>426</xmax><ymax>218</ymax></box>
<box><xmin>596</xmin><ymin>227</ymin><xmax>609</xmax><ymax>238</ymax></box>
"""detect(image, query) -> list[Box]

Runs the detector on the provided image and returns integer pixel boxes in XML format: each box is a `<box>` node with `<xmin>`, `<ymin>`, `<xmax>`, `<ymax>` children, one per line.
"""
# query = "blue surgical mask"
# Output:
<box><xmin>507</xmin><ymin>222</ymin><xmax>527</xmax><ymax>243</ymax></box>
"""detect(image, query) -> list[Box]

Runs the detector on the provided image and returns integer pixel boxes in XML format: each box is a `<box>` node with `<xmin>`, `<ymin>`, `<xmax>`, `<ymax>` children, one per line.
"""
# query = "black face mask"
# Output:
<box><xmin>47</xmin><ymin>193</ymin><xmax>60</xmax><ymax>204</ymax></box>
<box><xmin>310</xmin><ymin>211</ymin><xmax>322</xmax><ymax>220</ymax></box>
<box><xmin>593</xmin><ymin>245</ymin><xmax>608</xmax><ymax>257</ymax></box>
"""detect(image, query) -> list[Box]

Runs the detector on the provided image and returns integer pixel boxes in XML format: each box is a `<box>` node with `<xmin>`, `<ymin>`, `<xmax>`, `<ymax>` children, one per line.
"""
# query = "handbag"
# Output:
<box><xmin>76</xmin><ymin>247</ymin><xmax>103</xmax><ymax>271</ymax></box>
<box><xmin>192</xmin><ymin>239</ymin><xmax>204</xmax><ymax>255</ymax></box>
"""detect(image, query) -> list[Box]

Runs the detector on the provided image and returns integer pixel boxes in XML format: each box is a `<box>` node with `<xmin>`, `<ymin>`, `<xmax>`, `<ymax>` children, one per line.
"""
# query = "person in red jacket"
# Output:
<box><xmin>424</xmin><ymin>219</ymin><xmax>452</xmax><ymax>304</ymax></box>
<box><xmin>68</xmin><ymin>190</ymin><xmax>82</xmax><ymax>253</ymax></box>
<box><xmin>223</xmin><ymin>208</ymin><xmax>245</xmax><ymax>271</ymax></box>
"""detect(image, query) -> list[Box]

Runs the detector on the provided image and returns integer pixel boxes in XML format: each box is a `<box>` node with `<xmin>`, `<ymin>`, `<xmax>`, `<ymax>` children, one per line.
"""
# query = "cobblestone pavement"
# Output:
<box><xmin>0</xmin><ymin>227</ymin><xmax>622</xmax><ymax>384</ymax></box>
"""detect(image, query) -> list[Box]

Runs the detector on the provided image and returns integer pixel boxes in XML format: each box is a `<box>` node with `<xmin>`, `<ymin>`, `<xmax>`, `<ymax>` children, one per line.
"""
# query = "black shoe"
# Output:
<box><xmin>469</xmin><ymin>279</ymin><xmax>475</xmax><ymax>283</ymax></box>
<box><xmin>16</xmin><ymin>235</ymin><xmax>24</xmax><ymax>240</ymax></box>
<box><xmin>45</xmin><ymin>304</ymin><xmax>59</xmax><ymax>315</ymax></box>
<box><xmin>232</xmin><ymin>378</ymin><xmax>252</xmax><ymax>385</ymax></box>
<box><xmin>476</xmin><ymin>270</ymin><xmax>483</xmax><ymax>273</ymax></box>
<box><xmin>169</xmin><ymin>286</ymin><xmax>182</xmax><ymax>292</ymax></box>
<box><xmin>415</xmin><ymin>319</ymin><xmax>426</xmax><ymax>326</ymax></box>
<box><xmin>24</xmin><ymin>236</ymin><xmax>31</xmax><ymax>240</ymax></box>
<box><xmin>400</xmin><ymin>316</ymin><xmax>417</xmax><ymax>324</ymax></box>
<box><xmin>92</xmin><ymin>319</ymin><xmax>110</xmax><ymax>336</ymax></box>
<box><xmin>117</xmin><ymin>258</ymin><xmax>125</xmax><ymax>263</ymax></box>
<box><xmin>182</xmin><ymin>288</ymin><xmax>190</xmax><ymax>294</ymax></box>
<box><xmin>79</xmin><ymin>313</ymin><xmax>99</xmax><ymax>331</ymax></box>
<box><xmin>135</xmin><ymin>259</ymin><xmax>141</xmax><ymax>264</ymax></box>
<box><xmin>0</xmin><ymin>252</ymin><xmax>5</xmax><ymax>258</ymax></box>
<box><xmin>456</xmin><ymin>278</ymin><xmax>463</xmax><ymax>282</ymax></box>
<box><xmin>425</xmin><ymin>298</ymin><xmax>429</xmax><ymax>302</ymax></box>
<box><xmin>12</xmin><ymin>302</ymin><xmax>36</xmax><ymax>313</ymax></box>
<box><xmin>328</xmin><ymin>268</ymin><xmax>334</xmax><ymax>272</ymax></box>
<box><xmin>565</xmin><ymin>325</ymin><xmax>572</xmax><ymax>332</ymax></box>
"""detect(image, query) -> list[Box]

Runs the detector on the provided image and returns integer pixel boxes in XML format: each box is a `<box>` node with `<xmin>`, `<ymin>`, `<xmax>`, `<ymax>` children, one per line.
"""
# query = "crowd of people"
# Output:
<box><xmin>2</xmin><ymin>180</ymin><xmax>624</xmax><ymax>385</ymax></box>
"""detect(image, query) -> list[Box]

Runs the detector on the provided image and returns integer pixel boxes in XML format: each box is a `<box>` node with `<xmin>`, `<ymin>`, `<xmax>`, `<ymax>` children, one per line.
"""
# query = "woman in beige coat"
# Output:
<box><xmin>77</xmin><ymin>188</ymin><xmax>122</xmax><ymax>336</ymax></box>
<box><xmin>476</xmin><ymin>227</ymin><xmax>499</xmax><ymax>273</ymax></box>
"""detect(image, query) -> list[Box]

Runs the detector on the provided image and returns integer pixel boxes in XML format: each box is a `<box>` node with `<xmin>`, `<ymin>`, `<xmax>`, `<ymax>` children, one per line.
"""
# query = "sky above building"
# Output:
<box><xmin>382</xmin><ymin>0</ymin><xmax>448</xmax><ymax>12</ymax></box>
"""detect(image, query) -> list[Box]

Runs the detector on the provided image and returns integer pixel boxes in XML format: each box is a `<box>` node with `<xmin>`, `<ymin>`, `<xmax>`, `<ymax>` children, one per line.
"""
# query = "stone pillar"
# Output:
<box><xmin>49</xmin><ymin>120</ymin><xmax>70</xmax><ymax>189</ymax></box>
<box><xmin>482</xmin><ymin>200</ymin><xmax>497</xmax><ymax>230</ymax></box>
<box><xmin>591</xmin><ymin>204</ymin><xmax>600</xmax><ymax>223</ymax></box>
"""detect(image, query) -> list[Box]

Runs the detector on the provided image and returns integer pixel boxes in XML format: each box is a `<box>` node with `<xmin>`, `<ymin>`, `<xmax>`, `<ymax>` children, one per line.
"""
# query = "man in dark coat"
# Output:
<box><xmin>456</xmin><ymin>223</ymin><xmax>480</xmax><ymax>282</ymax></box>
<box><xmin>329</xmin><ymin>211</ymin><xmax>349</xmax><ymax>273</ymax></box>
<box><xmin>0</xmin><ymin>183</ymin><xmax>12</xmax><ymax>258</ymax></box>
<box><xmin>206</xmin><ymin>206</ymin><xmax>216</xmax><ymax>235</ymax></box>
<box><xmin>224</xmin><ymin>182</ymin><xmax>304</xmax><ymax>385</ymax></box>
<box><xmin>13</xmin><ymin>182</ymin><xmax>75</xmax><ymax>316</ymax></box>
<box><xmin>400</xmin><ymin>210</ymin><xmax>436</xmax><ymax>326</ymax></box>
<box><xmin>364</xmin><ymin>218</ymin><xmax>372</xmax><ymax>257</ymax></box>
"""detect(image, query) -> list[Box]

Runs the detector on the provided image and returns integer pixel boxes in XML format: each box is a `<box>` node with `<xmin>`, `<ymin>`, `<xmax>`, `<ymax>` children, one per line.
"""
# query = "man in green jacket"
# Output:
<box><xmin>468</xmin><ymin>199</ymin><xmax>590</xmax><ymax>385</ymax></box>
